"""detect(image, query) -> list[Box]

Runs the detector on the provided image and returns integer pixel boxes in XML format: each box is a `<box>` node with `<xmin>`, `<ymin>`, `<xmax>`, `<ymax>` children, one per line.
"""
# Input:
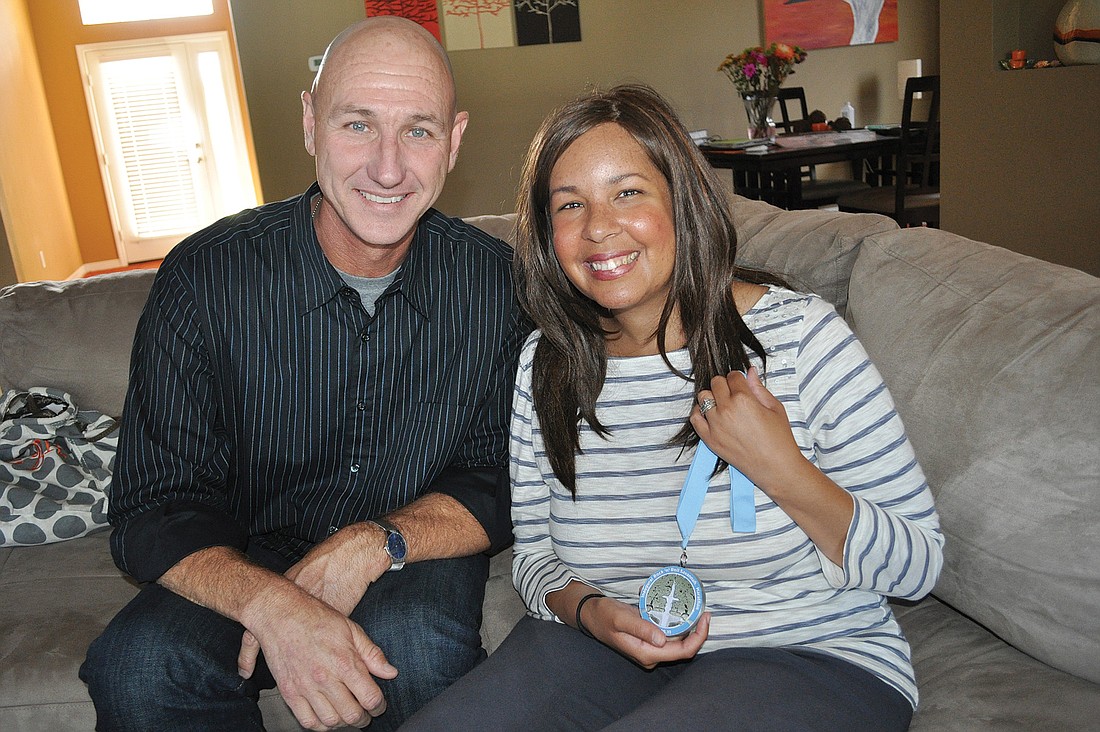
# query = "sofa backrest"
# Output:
<box><xmin>0</xmin><ymin>270</ymin><xmax>157</xmax><ymax>418</ymax></box>
<box><xmin>0</xmin><ymin>199</ymin><xmax>888</xmax><ymax>420</ymax></box>
<box><xmin>730</xmin><ymin>197</ymin><xmax>898</xmax><ymax>315</ymax></box>
<box><xmin>463</xmin><ymin>213</ymin><xmax>516</xmax><ymax>246</ymax></box>
<box><xmin>847</xmin><ymin>227</ymin><xmax>1100</xmax><ymax>684</ymax></box>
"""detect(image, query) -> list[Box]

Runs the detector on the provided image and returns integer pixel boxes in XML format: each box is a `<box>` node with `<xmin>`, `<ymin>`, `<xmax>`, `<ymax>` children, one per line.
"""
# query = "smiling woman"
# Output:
<box><xmin>402</xmin><ymin>84</ymin><xmax>942</xmax><ymax>732</ymax></box>
<box><xmin>547</xmin><ymin>123</ymin><xmax>677</xmax><ymax>354</ymax></box>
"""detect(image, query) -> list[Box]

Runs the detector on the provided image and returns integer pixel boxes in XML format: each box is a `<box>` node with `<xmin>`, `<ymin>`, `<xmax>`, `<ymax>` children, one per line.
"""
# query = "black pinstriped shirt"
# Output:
<box><xmin>109</xmin><ymin>183</ymin><xmax>529</xmax><ymax>582</ymax></box>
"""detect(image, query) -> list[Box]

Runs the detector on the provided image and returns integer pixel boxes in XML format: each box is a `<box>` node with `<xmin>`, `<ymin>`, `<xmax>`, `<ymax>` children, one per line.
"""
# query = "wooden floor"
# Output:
<box><xmin>83</xmin><ymin>260</ymin><xmax>161</xmax><ymax>278</ymax></box>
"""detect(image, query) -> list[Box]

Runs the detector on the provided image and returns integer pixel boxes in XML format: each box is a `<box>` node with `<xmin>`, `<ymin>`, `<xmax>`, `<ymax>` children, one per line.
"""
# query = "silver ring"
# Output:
<box><xmin>699</xmin><ymin>398</ymin><xmax>717</xmax><ymax>415</ymax></box>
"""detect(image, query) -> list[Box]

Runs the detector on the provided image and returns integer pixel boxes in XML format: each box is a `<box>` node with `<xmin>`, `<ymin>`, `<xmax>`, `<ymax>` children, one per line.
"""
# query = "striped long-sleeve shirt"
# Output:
<box><xmin>510</xmin><ymin>286</ymin><xmax>943</xmax><ymax>708</ymax></box>
<box><xmin>110</xmin><ymin>183</ymin><xmax>529</xmax><ymax>582</ymax></box>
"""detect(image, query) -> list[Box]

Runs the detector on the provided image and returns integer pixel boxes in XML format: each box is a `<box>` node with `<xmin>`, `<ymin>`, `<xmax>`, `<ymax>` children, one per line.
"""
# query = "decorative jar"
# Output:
<box><xmin>1054</xmin><ymin>0</ymin><xmax>1100</xmax><ymax>65</ymax></box>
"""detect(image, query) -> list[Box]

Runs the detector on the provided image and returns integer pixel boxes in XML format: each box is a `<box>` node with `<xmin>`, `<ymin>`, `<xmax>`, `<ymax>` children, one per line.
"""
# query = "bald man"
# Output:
<box><xmin>81</xmin><ymin>17</ymin><xmax>528</xmax><ymax>732</ymax></box>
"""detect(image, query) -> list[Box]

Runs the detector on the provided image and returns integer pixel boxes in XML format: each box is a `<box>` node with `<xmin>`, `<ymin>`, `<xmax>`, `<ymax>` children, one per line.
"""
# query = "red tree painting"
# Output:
<box><xmin>364</xmin><ymin>0</ymin><xmax>441</xmax><ymax>42</ymax></box>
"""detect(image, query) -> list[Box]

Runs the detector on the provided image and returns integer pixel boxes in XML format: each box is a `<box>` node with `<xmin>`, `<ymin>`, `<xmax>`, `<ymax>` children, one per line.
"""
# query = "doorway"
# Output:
<box><xmin>77</xmin><ymin>32</ymin><xmax>258</xmax><ymax>264</ymax></box>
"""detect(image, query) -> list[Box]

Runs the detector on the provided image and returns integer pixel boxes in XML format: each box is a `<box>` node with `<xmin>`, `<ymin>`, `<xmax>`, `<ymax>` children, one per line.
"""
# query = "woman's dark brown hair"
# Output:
<box><xmin>514</xmin><ymin>84</ymin><xmax>782</xmax><ymax>494</ymax></box>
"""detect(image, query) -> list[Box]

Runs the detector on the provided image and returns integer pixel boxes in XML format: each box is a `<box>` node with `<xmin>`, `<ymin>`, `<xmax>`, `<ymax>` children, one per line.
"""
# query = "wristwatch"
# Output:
<box><xmin>367</xmin><ymin>518</ymin><xmax>407</xmax><ymax>572</ymax></box>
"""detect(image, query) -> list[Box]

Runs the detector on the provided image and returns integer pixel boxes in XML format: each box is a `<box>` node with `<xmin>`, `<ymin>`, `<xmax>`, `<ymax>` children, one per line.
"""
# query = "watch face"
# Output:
<box><xmin>639</xmin><ymin>566</ymin><xmax>705</xmax><ymax>637</ymax></box>
<box><xmin>385</xmin><ymin>531</ymin><xmax>407</xmax><ymax>561</ymax></box>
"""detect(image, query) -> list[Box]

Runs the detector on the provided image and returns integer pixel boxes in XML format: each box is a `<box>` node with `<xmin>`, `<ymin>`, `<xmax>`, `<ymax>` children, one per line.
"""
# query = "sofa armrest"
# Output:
<box><xmin>847</xmin><ymin>227</ymin><xmax>1100</xmax><ymax>685</ymax></box>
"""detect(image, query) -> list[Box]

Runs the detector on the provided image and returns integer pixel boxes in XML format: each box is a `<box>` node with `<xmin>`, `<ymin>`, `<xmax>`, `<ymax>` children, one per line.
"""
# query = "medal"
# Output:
<box><xmin>639</xmin><ymin>565</ymin><xmax>706</xmax><ymax>637</ymax></box>
<box><xmin>638</xmin><ymin>438</ymin><xmax>756</xmax><ymax>636</ymax></box>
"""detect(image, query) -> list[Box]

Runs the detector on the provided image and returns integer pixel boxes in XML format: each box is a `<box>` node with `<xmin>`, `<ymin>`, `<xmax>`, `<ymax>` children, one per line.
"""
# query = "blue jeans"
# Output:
<box><xmin>80</xmin><ymin>549</ymin><xmax>488</xmax><ymax>731</ymax></box>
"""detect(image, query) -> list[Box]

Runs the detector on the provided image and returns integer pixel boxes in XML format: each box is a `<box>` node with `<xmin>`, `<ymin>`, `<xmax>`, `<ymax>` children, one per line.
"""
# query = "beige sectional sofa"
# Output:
<box><xmin>2</xmin><ymin>197</ymin><xmax>1098</xmax><ymax>730</ymax></box>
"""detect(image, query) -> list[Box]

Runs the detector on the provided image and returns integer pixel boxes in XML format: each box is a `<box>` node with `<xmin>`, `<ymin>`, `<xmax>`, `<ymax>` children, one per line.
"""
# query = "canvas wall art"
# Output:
<box><xmin>440</xmin><ymin>0</ymin><xmax>515</xmax><ymax>50</ymax></box>
<box><xmin>366</xmin><ymin>0</ymin><xmax>580</xmax><ymax>51</ymax></box>
<box><xmin>764</xmin><ymin>0</ymin><xmax>898</xmax><ymax>50</ymax></box>
<box><xmin>514</xmin><ymin>0</ymin><xmax>581</xmax><ymax>46</ymax></box>
<box><xmin>364</xmin><ymin>0</ymin><xmax>442</xmax><ymax>41</ymax></box>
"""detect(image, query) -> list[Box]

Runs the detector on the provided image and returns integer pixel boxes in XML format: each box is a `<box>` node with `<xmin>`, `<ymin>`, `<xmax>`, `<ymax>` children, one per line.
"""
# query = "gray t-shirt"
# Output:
<box><xmin>337</xmin><ymin>267</ymin><xmax>400</xmax><ymax>316</ymax></box>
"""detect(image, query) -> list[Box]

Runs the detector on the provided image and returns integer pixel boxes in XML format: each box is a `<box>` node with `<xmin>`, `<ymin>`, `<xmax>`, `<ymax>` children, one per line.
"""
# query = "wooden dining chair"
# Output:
<box><xmin>776</xmin><ymin>86</ymin><xmax>810</xmax><ymax>134</ymax></box>
<box><xmin>838</xmin><ymin>75</ymin><xmax>940</xmax><ymax>227</ymax></box>
<box><xmin>776</xmin><ymin>86</ymin><xmax>870</xmax><ymax>209</ymax></box>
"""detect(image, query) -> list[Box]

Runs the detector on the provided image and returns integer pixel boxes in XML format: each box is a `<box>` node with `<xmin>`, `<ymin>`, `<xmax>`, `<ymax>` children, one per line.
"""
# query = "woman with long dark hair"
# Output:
<box><xmin>405</xmin><ymin>84</ymin><xmax>942</xmax><ymax>731</ymax></box>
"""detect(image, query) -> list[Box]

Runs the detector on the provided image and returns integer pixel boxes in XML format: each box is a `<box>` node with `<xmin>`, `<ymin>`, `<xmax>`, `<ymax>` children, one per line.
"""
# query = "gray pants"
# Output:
<box><xmin>402</xmin><ymin>614</ymin><xmax>912</xmax><ymax>731</ymax></box>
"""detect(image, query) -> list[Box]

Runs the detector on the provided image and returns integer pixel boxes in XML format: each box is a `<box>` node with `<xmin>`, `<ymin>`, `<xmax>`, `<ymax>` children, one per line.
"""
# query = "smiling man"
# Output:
<box><xmin>80</xmin><ymin>17</ymin><xmax>528</xmax><ymax>732</ymax></box>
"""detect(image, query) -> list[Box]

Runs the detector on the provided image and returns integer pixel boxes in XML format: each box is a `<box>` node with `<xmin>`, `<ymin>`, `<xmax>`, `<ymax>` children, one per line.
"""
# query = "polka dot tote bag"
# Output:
<box><xmin>1</xmin><ymin>387</ymin><xmax>117</xmax><ymax>546</ymax></box>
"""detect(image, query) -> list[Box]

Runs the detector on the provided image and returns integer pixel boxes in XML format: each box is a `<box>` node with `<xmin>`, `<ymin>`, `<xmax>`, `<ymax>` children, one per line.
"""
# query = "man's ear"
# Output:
<box><xmin>302</xmin><ymin>90</ymin><xmax>317</xmax><ymax>156</ymax></box>
<box><xmin>447</xmin><ymin>111</ymin><xmax>470</xmax><ymax>171</ymax></box>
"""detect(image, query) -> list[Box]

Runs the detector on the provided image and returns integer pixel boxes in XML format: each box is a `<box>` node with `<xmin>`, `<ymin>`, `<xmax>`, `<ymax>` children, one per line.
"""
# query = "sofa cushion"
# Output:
<box><xmin>896</xmin><ymin>597</ymin><xmax>1100</xmax><ymax>730</ymax></box>
<box><xmin>0</xmin><ymin>531</ymin><xmax>137</xmax><ymax>729</ymax></box>
<box><xmin>847</xmin><ymin>228</ymin><xmax>1100</xmax><ymax>684</ymax></box>
<box><xmin>0</xmin><ymin>530</ymin><xmax>305</xmax><ymax>732</ymax></box>
<box><xmin>730</xmin><ymin>196</ymin><xmax>898</xmax><ymax>315</ymax></box>
<box><xmin>0</xmin><ymin>271</ymin><xmax>156</xmax><ymax>418</ymax></box>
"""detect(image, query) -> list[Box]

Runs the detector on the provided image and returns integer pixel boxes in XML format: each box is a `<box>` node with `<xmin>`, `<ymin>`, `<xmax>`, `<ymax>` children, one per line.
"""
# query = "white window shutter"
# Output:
<box><xmin>98</xmin><ymin>54</ymin><xmax>204</xmax><ymax>240</ymax></box>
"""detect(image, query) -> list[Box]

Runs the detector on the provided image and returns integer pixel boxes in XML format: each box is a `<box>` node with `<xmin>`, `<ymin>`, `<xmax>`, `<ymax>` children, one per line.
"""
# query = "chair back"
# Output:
<box><xmin>776</xmin><ymin>87</ymin><xmax>809</xmax><ymax>133</ymax></box>
<box><xmin>895</xmin><ymin>75</ymin><xmax>940</xmax><ymax>223</ymax></box>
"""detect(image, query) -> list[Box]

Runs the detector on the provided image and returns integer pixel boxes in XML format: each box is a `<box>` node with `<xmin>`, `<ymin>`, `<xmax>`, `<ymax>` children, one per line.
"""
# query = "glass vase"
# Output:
<box><xmin>742</xmin><ymin>92</ymin><xmax>778</xmax><ymax>140</ymax></box>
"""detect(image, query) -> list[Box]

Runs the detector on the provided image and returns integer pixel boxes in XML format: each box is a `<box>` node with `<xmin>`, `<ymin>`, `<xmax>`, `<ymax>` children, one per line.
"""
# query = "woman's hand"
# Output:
<box><xmin>583</xmin><ymin>595</ymin><xmax>711</xmax><ymax>669</ymax></box>
<box><xmin>689</xmin><ymin>367</ymin><xmax>803</xmax><ymax>490</ymax></box>
<box><xmin>547</xmin><ymin>582</ymin><xmax>709</xmax><ymax>669</ymax></box>
<box><xmin>690</xmin><ymin>367</ymin><xmax>854</xmax><ymax>565</ymax></box>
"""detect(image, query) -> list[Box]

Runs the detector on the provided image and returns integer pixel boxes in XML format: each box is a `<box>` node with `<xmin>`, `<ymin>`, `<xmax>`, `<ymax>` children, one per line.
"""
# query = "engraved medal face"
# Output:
<box><xmin>639</xmin><ymin>566</ymin><xmax>706</xmax><ymax>637</ymax></box>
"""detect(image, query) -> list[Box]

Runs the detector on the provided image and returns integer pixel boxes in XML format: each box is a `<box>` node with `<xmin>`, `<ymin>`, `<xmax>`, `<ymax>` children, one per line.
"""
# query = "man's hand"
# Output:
<box><xmin>238</xmin><ymin>523</ymin><xmax>390</xmax><ymax>687</ymax></box>
<box><xmin>241</xmin><ymin>578</ymin><xmax>398</xmax><ymax>731</ymax></box>
<box><xmin>158</xmin><ymin>546</ymin><xmax>397</xmax><ymax>731</ymax></box>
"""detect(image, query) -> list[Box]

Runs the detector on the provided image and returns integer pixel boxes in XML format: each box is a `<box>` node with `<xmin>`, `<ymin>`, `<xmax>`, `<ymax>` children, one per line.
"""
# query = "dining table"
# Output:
<box><xmin>699</xmin><ymin>129</ymin><xmax>899</xmax><ymax>210</ymax></box>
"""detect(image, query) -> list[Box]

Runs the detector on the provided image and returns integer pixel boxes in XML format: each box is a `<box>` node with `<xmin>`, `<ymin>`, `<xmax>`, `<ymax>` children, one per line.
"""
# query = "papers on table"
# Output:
<box><xmin>773</xmin><ymin>129</ymin><xmax>879</xmax><ymax>148</ymax></box>
<box><xmin>706</xmin><ymin>138</ymin><xmax>773</xmax><ymax>150</ymax></box>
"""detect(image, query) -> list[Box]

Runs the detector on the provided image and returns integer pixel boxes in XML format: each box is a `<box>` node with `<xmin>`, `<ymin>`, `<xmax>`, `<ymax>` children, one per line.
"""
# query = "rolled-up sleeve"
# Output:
<box><xmin>109</xmin><ymin>269</ymin><xmax>246</xmax><ymax>582</ymax></box>
<box><xmin>428</xmin><ymin>307</ymin><xmax>531</xmax><ymax>555</ymax></box>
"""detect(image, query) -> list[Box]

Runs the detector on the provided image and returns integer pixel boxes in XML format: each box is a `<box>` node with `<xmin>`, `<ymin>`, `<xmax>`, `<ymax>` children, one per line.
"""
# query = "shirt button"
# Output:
<box><xmin>328</xmin><ymin>525</ymin><xmax>338</xmax><ymax>535</ymax></box>
<box><xmin>357</xmin><ymin>401</ymin><xmax>367</xmax><ymax>411</ymax></box>
<box><xmin>360</xmin><ymin>329</ymin><xmax>370</xmax><ymax>342</ymax></box>
<box><xmin>350</xmin><ymin>464</ymin><xmax>360</xmax><ymax>473</ymax></box>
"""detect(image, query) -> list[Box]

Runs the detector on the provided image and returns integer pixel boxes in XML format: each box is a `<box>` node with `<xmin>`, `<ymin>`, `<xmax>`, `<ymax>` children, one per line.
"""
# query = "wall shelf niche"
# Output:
<box><xmin>991</xmin><ymin>0</ymin><xmax>1073</xmax><ymax>70</ymax></box>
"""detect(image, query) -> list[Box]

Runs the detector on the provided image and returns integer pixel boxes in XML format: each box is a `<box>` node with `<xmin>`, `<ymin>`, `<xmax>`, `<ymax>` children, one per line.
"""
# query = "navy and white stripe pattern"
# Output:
<box><xmin>510</xmin><ymin>287</ymin><xmax>943</xmax><ymax>708</ymax></box>
<box><xmin>111</xmin><ymin>184</ymin><xmax>529</xmax><ymax>582</ymax></box>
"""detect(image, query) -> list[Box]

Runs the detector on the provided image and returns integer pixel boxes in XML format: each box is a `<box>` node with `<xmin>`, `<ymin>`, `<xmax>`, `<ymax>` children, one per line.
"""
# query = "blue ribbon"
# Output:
<box><xmin>675</xmin><ymin>441</ymin><xmax>757</xmax><ymax>550</ymax></box>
